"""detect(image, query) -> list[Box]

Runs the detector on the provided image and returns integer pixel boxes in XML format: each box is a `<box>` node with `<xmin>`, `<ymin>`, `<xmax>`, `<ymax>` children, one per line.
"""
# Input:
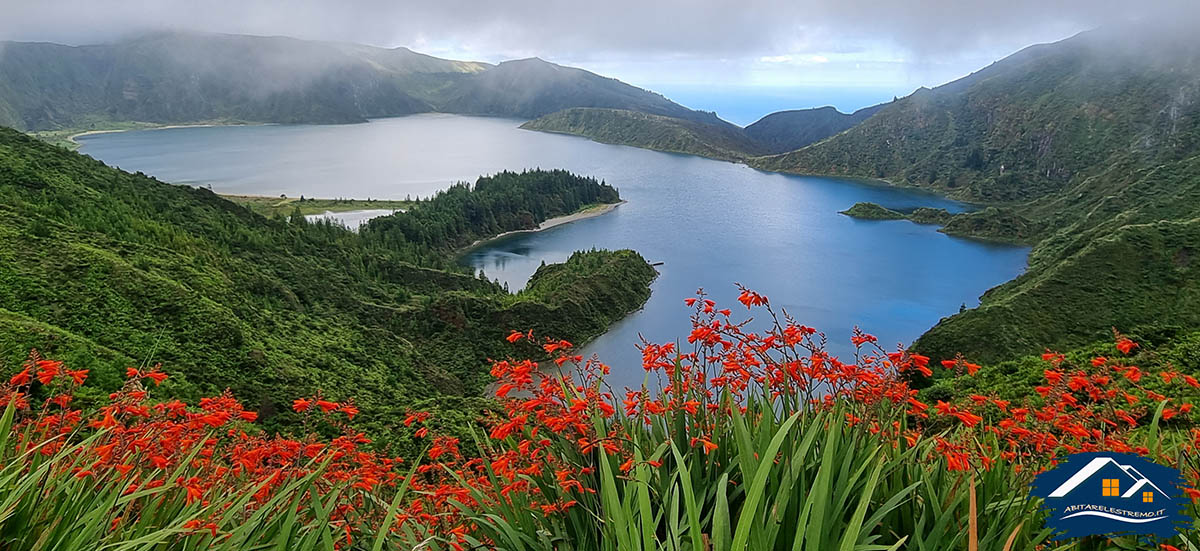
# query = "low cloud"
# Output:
<box><xmin>1</xmin><ymin>0</ymin><xmax>1196</xmax><ymax>92</ymax></box>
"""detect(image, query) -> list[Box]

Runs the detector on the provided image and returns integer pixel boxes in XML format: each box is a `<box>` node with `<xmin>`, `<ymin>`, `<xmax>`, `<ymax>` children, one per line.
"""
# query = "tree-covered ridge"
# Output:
<box><xmin>839</xmin><ymin>202</ymin><xmax>906</xmax><ymax>220</ymax></box>
<box><xmin>361</xmin><ymin>169</ymin><xmax>620</xmax><ymax>260</ymax></box>
<box><xmin>742</xmin><ymin>24</ymin><xmax>1200</xmax><ymax>363</ymax></box>
<box><xmin>742</xmin><ymin>104</ymin><xmax>885</xmax><ymax>155</ymax></box>
<box><xmin>520</xmin><ymin>107</ymin><xmax>765</xmax><ymax>161</ymax></box>
<box><xmin>0</xmin><ymin>126</ymin><xmax>654</xmax><ymax>437</ymax></box>
<box><xmin>841</xmin><ymin>202</ymin><xmax>1041</xmax><ymax>244</ymax></box>
<box><xmin>754</xmin><ymin>26</ymin><xmax>1200</xmax><ymax>203</ymax></box>
<box><xmin>0</xmin><ymin>32</ymin><xmax>717</xmax><ymax>133</ymax></box>
<box><xmin>517</xmin><ymin>104</ymin><xmax>891</xmax><ymax>161</ymax></box>
<box><xmin>440</xmin><ymin>58</ymin><xmax>723</xmax><ymax>125</ymax></box>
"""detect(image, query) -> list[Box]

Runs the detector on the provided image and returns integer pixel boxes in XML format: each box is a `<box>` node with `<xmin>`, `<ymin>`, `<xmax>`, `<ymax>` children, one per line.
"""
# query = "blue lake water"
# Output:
<box><xmin>78</xmin><ymin>114</ymin><xmax>1028</xmax><ymax>391</ymax></box>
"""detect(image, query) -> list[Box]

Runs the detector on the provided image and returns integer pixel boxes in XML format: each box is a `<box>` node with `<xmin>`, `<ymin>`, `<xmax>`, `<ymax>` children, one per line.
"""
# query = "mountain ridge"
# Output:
<box><xmin>743</xmin><ymin>103</ymin><xmax>886</xmax><ymax>154</ymax></box>
<box><xmin>0</xmin><ymin>31</ymin><xmax>718</xmax><ymax>132</ymax></box>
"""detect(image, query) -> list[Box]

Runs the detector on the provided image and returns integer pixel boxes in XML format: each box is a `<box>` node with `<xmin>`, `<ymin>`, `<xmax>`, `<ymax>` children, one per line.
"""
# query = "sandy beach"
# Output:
<box><xmin>464</xmin><ymin>200</ymin><xmax>626</xmax><ymax>251</ymax></box>
<box><xmin>69</xmin><ymin>123</ymin><xmax>266</xmax><ymax>145</ymax></box>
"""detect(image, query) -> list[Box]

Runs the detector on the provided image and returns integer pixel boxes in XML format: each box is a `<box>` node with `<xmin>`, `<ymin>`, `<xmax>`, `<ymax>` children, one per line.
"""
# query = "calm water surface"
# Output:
<box><xmin>79</xmin><ymin>115</ymin><xmax>1028</xmax><ymax>391</ymax></box>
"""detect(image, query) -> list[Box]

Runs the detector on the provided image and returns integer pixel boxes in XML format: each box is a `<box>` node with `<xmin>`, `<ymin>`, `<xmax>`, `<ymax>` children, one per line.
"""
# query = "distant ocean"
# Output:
<box><xmin>647</xmin><ymin>85</ymin><xmax>913</xmax><ymax>127</ymax></box>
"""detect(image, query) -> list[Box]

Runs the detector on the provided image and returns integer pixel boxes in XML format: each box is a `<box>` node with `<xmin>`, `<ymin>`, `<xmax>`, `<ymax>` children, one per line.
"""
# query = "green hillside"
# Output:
<box><xmin>839</xmin><ymin>201</ymin><xmax>906</xmax><ymax>220</ymax></box>
<box><xmin>442</xmin><ymin>59</ymin><xmax>723</xmax><ymax>124</ymax></box>
<box><xmin>750</xmin><ymin>25</ymin><xmax>1200</xmax><ymax>362</ymax></box>
<box><xmin>755</xmin><ymin>27</ymin><xmax>1200</xmax><ymax>203</ymax></box>
<box><xmin>743</xmin><ymin>104</ymin><xmax>885</xmax><ymax>154</ymax></box>
<box><xmin>0</xmin><ymin>32</ymin><xmax>716</xmax><ymax>132</ymax></box>
<box><xmin>913</xmin><ymin>154</ymin><xmax>1200</xmax><ymax>362</ymax></box>
<box><xmin>520</xmin><ymin>107</ymin><xmax>765</xmax><ymax>160</ymax></box>
<box><xmin>516</xmin><ymin>24</ymin><xmax>1200</xmax><ymax>364</ymax></box>
<box><xmin>518</xmin><ymin>104</ymin><xmax>887</xmax><ymax>159</ymax></box>
<box><xmin>0</xmin><ymin>126</ymin><xmax>654</xmax><ymax>434</ymax></box>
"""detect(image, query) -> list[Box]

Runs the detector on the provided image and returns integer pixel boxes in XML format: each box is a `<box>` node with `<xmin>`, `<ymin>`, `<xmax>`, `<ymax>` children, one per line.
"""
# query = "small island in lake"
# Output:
<box><xmin>839</xmin><ymin>202</ymin><xmax>907</xmax><ymax>220</ymax></box>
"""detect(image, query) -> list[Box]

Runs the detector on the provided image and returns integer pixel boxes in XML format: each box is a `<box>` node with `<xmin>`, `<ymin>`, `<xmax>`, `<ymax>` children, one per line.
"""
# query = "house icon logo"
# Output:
<box><xmin>1030</xmin><ymin>452</ymin><xmax>1192</xmax><ymax>539</ymax></box>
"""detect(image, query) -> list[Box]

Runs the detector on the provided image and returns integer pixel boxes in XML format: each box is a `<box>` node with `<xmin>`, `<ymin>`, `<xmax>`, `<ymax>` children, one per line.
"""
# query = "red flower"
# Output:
<box><xmin>145</xmin><ymin>371</ymin><xmax>168</xmax><ymax>385</ymax></box>
<box><xmin>1116</xmin><ymin>338</ymin><xmax>1139</xmax><ymax>355</ymax></box>
<box><xmin>9</xmin><ymin>368</ymin><xmax>30</xmax><ymax>386</ymax></box>
<box><xmin>292</xmin><ymin>398</ymin><xmax>312</xmax><ymax>412</ymax></box>
<box><xmin>36</xmin><ymin>360</ymin><xmax>61</xmax><ymax>385</ymax></box>
<box><xmin>66</xmin><ymin>369</ymin><xmax>89</xmax><ymax>385</ymax></box>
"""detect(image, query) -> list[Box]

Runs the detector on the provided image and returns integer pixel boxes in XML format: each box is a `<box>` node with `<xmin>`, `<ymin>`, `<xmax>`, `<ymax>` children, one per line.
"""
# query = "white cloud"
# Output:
<box><xmin>1</xmin><ymin>0</ymin><xmax>1195</xmax><ymax>92</ymax></box>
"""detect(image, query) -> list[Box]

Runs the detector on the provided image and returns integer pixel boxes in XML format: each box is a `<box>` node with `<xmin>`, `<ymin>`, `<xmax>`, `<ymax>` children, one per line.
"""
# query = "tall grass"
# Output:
<box><xmin>1</xmin><ymin>291</ymin><xmax>1198</xmax><ymax>549</ymax></box>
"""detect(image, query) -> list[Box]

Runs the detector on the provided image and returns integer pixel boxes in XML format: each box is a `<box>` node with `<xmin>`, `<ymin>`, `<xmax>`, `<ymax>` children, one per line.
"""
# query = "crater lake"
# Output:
<box><xmin>78</xmin><ymin>114</ymin><xmax>1029</xmax><ymax>391</ymax></box>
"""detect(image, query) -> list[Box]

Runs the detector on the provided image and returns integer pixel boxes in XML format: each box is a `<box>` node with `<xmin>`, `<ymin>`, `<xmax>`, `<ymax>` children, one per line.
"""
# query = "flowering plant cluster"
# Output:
<box><xmin>2</xmin><ymin>288</ymin><xmax>1198</xmax><ymax>550</ymax></box>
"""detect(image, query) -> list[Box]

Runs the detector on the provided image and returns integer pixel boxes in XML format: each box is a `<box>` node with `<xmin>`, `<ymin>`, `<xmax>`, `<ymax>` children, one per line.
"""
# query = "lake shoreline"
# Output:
<box><xmin>77</xmin><ymin>116</ymin><xmax>1030</xmax><ymax>386</ymax></box>
<box><xmin>462</xmin><ymin>201</ymin><xmax>627</xmax><ymax>253</ymax></box>
<box><xmin>221</xmin><ymin>194</ymin><xmax>411</xmax><ymax>218</ymax></box>
<box><xmin>69</xmin><ymin>122</ymin><xmax>269</xmax><ymax>146</ymax></box>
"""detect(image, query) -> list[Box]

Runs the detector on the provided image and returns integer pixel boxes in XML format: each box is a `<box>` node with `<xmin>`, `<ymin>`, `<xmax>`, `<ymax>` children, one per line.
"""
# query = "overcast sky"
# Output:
<box><xmin>2</xmin><ymin>0</ymin><xmax>1194</xmax><ymax>119</ymax></box>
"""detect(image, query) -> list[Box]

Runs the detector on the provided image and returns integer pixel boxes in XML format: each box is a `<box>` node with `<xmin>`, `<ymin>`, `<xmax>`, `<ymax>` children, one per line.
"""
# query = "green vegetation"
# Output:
<box><xmin>748</xmin><ymin>25</ymin><xmax>1200</xmax><ymax>363</ymax></box>
<box><xmin>742</xmin><ymin>104</ymin><xmax>884</xmax><ymax>154</ymax></box>
<box><xmin>839</xmin><ymin>202</ymin><xmax>906</xmax><ymax>220</ymax></box>
<box><xmin>5</xmin><ymin>22</ymin><xmax>1197</xmax><ymax>382</ymax></box>
<box><xmin>937</xmin><ymin>207</ymin><xmax>1042</xmax><ymax>244</ymax></box>
<box><xmin>521</xmin><ymin>107</ymin><xmax>763</xmax><ymax>161</ymax></box>
<box><xmin>362</xmin><ymin>169</ymin><xmax>620</xmax><ymax>264</ymax></box>
<box><xmin>916</xmin><ymin>215</ymin><xmax>1200</xmax><ymax>362</ymax></box>
<box><xmin>924</xmin><ymin>325</ymin><xmax>1200</xmax><ymax>403</ymax></box>
<box><xmin>10</xmin><ymin>291</ymin><xmax>1197</xmax><ymax>550</ymax></box>
<box><xmin>842</xmin><ymin>202</ymin><xmax>1038</xmax><ymax>244</ymax></box>
<box><xmin>519</xmin><ymin>104</ymin><xmax>889</xmax><ymax>160</ymax></box>
<box><xmin>222</xmin><ymin>194</ymin><xmax>412</xmax><ymax>219</ymax></box>
<box><xmin>515</xmin><ymin>25</ymin><xmax>1200</xmax><ymax>366</ymax></box>
<box><xmin>0</xmin><ymin>126</ymin><xmax>654</xmax><ymax>438</ymax></box>
<box><xmin>906</xmin><ymin>206</ymin><xmax>953</xmax><ymax>225</ymax></box>
<box><xmin>754</xmin><ymin>26</ymin><xmax>1200</xmax><ymax>204</ymax></box>
<box><xmin>440</xmin><ymin>58</ymin><xmax>723</xmax><ymax>124</ymax></box>
<box><xmin>1</xmin><ymin>32</ymin><xmax>716</xmax><ymax>133</ymax></box>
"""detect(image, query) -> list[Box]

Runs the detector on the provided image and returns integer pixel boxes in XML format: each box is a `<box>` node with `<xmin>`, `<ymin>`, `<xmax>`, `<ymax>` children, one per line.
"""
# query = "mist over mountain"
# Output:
<box><xmin>756</xmin><ymin>23</ymin><xmax>1200</xmax><ymax>202</ymax></box>
<box><xmin>439</xmin><ymin>57</ymin><xmax>726</xmax><ymax>124</ymax></box>
<box><xmin>4</xmin><ymin>22</ymin><xmax>1200</xmax><ymax>365</ymax></box>
<box><xmin>516</xmin><ymin>21</ymin><xmax>1200</xmax><ymax>363</ymax></box>
<box><xmin>755</xmin><ymin>23</ymin><xmax>1200</xmax><ymax>361</ymax></box>
<box><xmin>0</xmin><ymin>31</ymin><xmax>718</xmax><ymax>131</ymax></box>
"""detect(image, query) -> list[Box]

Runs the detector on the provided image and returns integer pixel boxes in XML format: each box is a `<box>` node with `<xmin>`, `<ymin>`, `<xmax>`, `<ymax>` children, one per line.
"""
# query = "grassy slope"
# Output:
<box><xmin>741</xmin><ymin>26</ymin><xmax>1200</xmax><ymax>363</ymax></box>
<box><xmin>839</xmin><ymin>202</ymin><xmax>906</xmax><ymax>220</ymax></box>
<box><xmin>521</xmin><ymin>107</ymin><xmax>765</xmax><ymax>161</ymax></box>
<box><xmin>0</xmin><ymin>127</ymin><xmax>655</xmax><ymax>436</ymax></box>
<box><xmin>914</xmin><ymin>152</ymin><xmax>1200</xmax><ymax>362</ymax></box>
<box><xmin>222</xmin><ymin>195</ymin><xmax>413</xmax><ymax>218</ymax></box>
<box><xmin>743</xmin><ymin>104</ymin><xmax>885</xmax><ymax>154</ymax></box>
<box><xmin>752</xmin><ymin>27</ymin><xmax>1200</xmax><ymax>203</ymax></box>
